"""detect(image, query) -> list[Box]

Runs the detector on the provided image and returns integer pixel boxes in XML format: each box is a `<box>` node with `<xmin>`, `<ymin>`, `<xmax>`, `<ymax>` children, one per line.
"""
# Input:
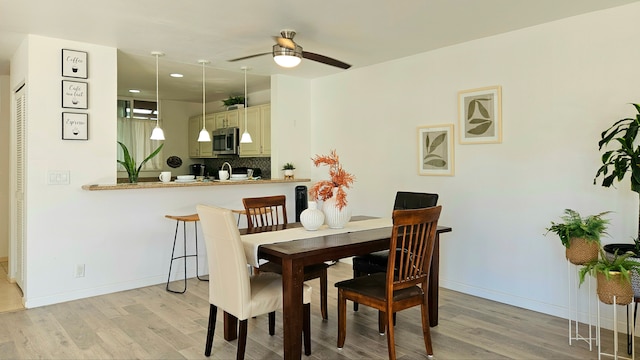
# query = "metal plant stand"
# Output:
<box><xmin>568</xmin><ymin>260</ymin><xmax>597</xmax><ymax>350</ymax></box>
<box><xmin>597</xmin><ymin>296</ymin><xmax>634</xmax><ymax>360</ymax></box>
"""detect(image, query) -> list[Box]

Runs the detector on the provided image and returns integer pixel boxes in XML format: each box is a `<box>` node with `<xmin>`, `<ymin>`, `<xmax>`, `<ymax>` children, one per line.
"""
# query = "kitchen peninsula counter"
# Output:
<box><xmin>82</xmin><ymin>178</ymin><xmax>310</xmax><ymax>191</ymax></box>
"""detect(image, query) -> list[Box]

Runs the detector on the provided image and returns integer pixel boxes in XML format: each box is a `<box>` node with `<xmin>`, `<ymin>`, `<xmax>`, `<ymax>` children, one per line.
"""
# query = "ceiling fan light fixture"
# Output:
<box><xmin>273</xmin><ymin>45</ymin><xmax>302</xmax><ymax>68</ymax></box>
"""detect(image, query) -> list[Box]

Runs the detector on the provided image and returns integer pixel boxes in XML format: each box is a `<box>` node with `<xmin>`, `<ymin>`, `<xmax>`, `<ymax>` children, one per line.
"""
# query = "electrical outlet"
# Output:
<box><xmin>75</xmin><ymin>264</ymin><xmax>85</xmax><ymax>278</ymax></box>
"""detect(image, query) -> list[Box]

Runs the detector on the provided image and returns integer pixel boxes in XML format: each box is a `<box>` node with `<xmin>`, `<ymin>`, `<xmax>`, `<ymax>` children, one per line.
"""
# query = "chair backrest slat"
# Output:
<box><xmin>242</xmin><ymin>195</ymin><xmax>288</xmax><ymax>230</ymax></box>
<box><xmin>386</xmin><ymin>206</ymin><xmax>442</xmax><ymax>292</ymax></box>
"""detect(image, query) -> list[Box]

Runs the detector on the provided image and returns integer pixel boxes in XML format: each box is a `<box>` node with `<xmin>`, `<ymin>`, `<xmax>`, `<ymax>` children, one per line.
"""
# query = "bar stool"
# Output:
<box><xmin>165</xmin><ymin>213</ymin><xmax>208</xmax><ymax>293</ymax></box>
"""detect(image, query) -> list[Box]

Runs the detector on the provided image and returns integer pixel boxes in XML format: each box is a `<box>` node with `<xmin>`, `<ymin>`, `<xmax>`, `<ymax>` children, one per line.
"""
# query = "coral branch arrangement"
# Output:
<box><xmin>309</xmin><ymin>149</ymin><xmax>355</xmax><ymax>209</ymax></box>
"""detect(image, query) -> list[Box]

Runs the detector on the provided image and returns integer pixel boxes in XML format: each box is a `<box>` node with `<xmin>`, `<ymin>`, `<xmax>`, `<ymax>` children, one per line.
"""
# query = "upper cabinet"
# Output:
<box><xmin>215</xmin><ymin>109</ymin><xmax>239</xmax><ymax>129</ymax></box>
<box><xmin>188</xmin><ymin>104</ymin><xmax>269</xmax><ymax>159</ymax></box>
<box><xmin>239</xmin><ymin>104</ymin><xmax>270</xmax><ymax>157</ymax></box>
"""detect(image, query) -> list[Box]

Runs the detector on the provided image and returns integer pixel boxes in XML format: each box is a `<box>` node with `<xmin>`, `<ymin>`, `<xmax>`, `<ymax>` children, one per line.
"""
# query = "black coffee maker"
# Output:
<box><xmin>190</xmin><ymin>164</ymin><xmax>206</xmax><ymax>177</ymax></box>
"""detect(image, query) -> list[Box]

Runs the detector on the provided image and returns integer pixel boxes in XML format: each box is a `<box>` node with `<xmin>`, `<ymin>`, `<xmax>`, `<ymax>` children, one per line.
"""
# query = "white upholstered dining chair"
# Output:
<box><xmin>196</xmin><ymin>204</ymin><xmax>312</xmax><ymax>359</ymax></box>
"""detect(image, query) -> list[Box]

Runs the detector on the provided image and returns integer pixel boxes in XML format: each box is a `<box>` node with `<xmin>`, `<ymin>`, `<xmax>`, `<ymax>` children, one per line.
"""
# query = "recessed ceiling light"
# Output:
<box><xmin>129</xmin><ymin>89</ymin><xmax>140</xmax><ymax>93</ymax></box>
<box><xmin>170</xmin><ymin>73</ymin><xmax>184</xmax><ymax>78</ymax></box>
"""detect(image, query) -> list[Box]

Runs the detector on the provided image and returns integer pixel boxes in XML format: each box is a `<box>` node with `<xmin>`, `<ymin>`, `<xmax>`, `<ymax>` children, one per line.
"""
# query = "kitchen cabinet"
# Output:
<box><xmin>215</xmin><ymin>109</ymin><xmax>239</xmax><ymax>129</ymax></box>
<box><xmin>188</xmin><ymin>115</ymin><xmax>214</xmax><ymax>158</ymax></box>
<box><xmin>239</xmin><ymin>104</ymin><xmax>270</xmax><ymax>157</ymax></box>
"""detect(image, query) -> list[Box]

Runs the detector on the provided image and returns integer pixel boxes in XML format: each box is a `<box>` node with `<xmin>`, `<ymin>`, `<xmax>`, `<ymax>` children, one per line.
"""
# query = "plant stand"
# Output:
<box><xmin>568</xmin><ymin>260</ymin><xmax>597</xmax><ymax>350</ymax></box>
<box><xmin>597</xmin><ymin>296</ymin><xmax>634</xmax><ymax>360</ymax></box>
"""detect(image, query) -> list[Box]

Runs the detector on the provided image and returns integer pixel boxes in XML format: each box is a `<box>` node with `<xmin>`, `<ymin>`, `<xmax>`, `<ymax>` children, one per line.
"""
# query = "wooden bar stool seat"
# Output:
<box><xmin>165</xmin><ymin>213</ymin><xmax>208</xmax><ymax>293</ymax></box>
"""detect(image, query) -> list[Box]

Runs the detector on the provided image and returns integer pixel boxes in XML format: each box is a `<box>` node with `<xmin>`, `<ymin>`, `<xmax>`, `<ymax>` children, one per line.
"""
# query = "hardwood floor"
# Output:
<box><xmin>0</xmin><ymin>261</ymin><xmax>24</xmax><ymax>314</ymax></box>
<box><xmin>0</xmin><ymin>261</ymin><xmax>626</xmax><ymax>359</ymax></box>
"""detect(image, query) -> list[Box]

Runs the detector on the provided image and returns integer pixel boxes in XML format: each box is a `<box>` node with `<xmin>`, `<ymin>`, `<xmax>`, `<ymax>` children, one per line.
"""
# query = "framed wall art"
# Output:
<box><xmin>62</xmin><ymin>112</ymin><xmax>88</xmax><ymax>140</ymax></box>
<box><xmin>61</xmin><ymin>49</ymin><xmax>88</xmax><ymax>78</ymax></box>
<box><xmin>417</xmin><ymin>124</ymin><xmax>454</xmax><ymax>176</ymax></box>
<box><xmin>458</xmin><ymin>85</ymin><xmax>502</xmax><ymax>144</ymax></box>
<box><xmin>62</xmin><ymin>80</ymin><xmax>88</xmax><ymax>109</ymax></box>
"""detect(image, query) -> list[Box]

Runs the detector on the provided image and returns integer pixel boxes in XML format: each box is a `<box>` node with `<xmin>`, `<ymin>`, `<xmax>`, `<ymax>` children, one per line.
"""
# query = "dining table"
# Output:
<box><xmin>223</xmin><ymin>216</ymin><xmax>452</xmax><ymax>360</ymax></box>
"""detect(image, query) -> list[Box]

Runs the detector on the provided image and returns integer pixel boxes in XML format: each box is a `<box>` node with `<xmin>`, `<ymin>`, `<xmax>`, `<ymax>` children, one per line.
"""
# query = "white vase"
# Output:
<box><xmin>322</xmin><ymin>188</ymin><xmax>352</xmax><ymax>229</ymax></box>
<box><xmin>300</xmin><ymin>201</ymin><xmax>325</xmax><ymax>231</ymax></box>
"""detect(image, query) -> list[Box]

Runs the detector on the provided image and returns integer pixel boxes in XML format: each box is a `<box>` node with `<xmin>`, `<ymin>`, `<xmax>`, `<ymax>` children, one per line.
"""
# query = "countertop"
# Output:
<box><xmin>82</xmin><ymin>178</ymin><xmax>311</xmax><ymax>191</ymax></box>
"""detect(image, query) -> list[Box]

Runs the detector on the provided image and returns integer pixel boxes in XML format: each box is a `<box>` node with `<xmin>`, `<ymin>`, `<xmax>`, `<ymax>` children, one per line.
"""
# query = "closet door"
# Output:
<box><xmin>13</xmin><ymin>84</ymin><xmax>25</xmax><ymax>290</ymax></box>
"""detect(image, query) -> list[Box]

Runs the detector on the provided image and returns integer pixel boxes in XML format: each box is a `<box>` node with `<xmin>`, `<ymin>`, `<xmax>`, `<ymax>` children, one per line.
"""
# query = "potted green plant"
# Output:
<box><xmin>282</xmin><ymin>162</ymin><xmax>295</xmax><ymax>178</ymax></box>
<box><xmin>222</xmin><ymin>95</ymin><xmax>245</xmax><ymax>110</ymax></box>
<box><xmin>578</xmin><ymin>249</ymin><xmax>640</xmax><ymax>305</ymax></box>
<box><xmin>117</xmin><ymin>141</ymin><xmax>164</xmax><ymax>183</ymax></box>
<box><xmin>545</xmin><ymin>209</ymin><xmax>610</xmax><ymax>265</ymax></box>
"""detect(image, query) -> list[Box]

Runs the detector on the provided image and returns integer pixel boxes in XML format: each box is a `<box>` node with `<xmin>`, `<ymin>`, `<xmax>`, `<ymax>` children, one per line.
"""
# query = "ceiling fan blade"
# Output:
<box><xmin>302</xmin><ymin>51</ymin><xmax>351</xmax><ymax>69</ymax></box>
<box><xmin>273</xmin><ymin>36</ymin><xmax>296</xmax><ymax>50</ymax></box>
<box><xmin>228</xmin><ymin>52</ymin><xmax>271</xmax><ymax>62</ymax></box>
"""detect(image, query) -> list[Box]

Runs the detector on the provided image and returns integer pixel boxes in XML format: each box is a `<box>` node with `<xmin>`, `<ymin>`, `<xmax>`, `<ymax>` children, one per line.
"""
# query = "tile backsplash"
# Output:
<box><xmin>204</xmin><ymin>157</ymin><xmax>271</xmax><ymax>179</ymax></box>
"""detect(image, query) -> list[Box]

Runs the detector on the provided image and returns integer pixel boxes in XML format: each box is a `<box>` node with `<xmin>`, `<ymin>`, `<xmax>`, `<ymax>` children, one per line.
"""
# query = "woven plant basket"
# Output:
<box><xmin>565</xmin><ymin>238</ymin><xmax>599</xmax><ymax>265</ymax></box>
<box><xmin>596</xmin><ymin>272</ymin><xmax>633</xmax><ymax>305</ymax></box>
<box><xmin>603</xmin><ymin>244</ymin><xmax>640</xmax><ymax>298</ymax></box>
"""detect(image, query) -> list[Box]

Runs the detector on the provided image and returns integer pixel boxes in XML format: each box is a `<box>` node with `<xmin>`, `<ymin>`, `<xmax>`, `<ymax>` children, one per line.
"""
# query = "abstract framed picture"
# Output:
<box><xmin>417</xmin><ymin>124</ymin><xmax>454</xmax><ymax>176</ymax></box>
<box><xmin>62</xmin><ymin>112</ymin><xmax>88</xmax><ymax>140</ymax></box>
<box><xmin>458</xmin><ymin>85</ymin><xmax>502</xmax><ymax>144</ymax></box>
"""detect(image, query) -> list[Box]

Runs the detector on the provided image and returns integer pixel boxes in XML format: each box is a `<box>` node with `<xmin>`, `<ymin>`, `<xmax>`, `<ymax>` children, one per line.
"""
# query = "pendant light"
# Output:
<box><xmin>197</xmin><ymin>60</ymin><xmax>211</xmax><ymax>142</ymax></box>
<box><xmin>240</xmin><ymin>66</ymin><xmax>253</xmax><ymax>143</ymax></box>
<box><xmin>150</xmin><ymin>51</ymin><xmax>165</xmax><ymax>140</ymax></box>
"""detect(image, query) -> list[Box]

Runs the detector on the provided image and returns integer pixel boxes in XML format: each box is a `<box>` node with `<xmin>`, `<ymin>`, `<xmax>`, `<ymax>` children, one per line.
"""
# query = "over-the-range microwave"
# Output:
<box><xmin>212</xmin><ymin>127</ymin><xmax>239</xmax><ymax>155</ymax></box>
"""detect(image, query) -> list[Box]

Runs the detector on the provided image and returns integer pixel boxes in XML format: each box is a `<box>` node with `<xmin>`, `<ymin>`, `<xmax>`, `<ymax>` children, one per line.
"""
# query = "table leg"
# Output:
<box><xmin>223</xmin><ymin>311</ymin><xmax>238</xmax><ymax>341</ymax></box>
<box><xmin>281</xmin><ymin>258</ymin><xmax>305</xmax><ymax>360</ymax></box>
<box><xmin>428</xmin><ymin>234</ymin><xmax>440</xmax><ymax>327</ymax></box>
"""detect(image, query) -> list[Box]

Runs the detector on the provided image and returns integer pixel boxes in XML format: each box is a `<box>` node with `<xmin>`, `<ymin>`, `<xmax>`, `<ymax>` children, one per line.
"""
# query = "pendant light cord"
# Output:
<box><xmin>202</xmin><ymin>62</ymin><xmax>206</xmax><ymax>126</ymax></box>
<box><xmin>155</xmin><ymin>53</ymin><xmax>160</xmax><ymax>125</ymax></box>
<box><xmin>244</xmin><ymin>67</ymin><xmax>247</xmax><ymax>127</ymax></box>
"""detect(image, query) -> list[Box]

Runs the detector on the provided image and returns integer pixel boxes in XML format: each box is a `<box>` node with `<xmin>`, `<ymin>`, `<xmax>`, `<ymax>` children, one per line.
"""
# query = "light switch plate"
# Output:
<box><xmin>47</xmin><ymin>170</ymin><xmax>70</xmax><ymax>185</ymax></box>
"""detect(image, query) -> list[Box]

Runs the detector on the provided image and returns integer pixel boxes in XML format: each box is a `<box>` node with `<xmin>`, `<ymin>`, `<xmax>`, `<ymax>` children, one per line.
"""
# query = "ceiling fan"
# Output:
<box><xmin>228</xmin><ymin>30</ymin><xmax>351</xmax><ymax>70</ymax></box>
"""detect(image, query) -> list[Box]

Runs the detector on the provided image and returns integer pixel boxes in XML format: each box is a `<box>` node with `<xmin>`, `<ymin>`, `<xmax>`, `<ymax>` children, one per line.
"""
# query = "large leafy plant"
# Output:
<box><xmin>578</xmin><ymin>249</ymin><xmax>640</xmax><ymax>286</ymax></box>
<box><xmin>595</xmin><ymin>103</ymin><xmax>640</xmax><ymax>238</ymax></box>
<box><xmin>117</xmin><ymin>141</ymin><xmax>163</xmax><ymax>183</ymax></box>
<box><xmin>545</xmin><ymin>209</ymin><xmax>610</xmax><ymax>248</ymax></box>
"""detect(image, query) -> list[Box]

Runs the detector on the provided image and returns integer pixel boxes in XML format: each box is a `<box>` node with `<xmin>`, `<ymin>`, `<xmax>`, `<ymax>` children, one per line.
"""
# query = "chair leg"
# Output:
<box><xmin>268</xmin><ymin>311</ymin><xmax>275</xmax><ymax>336</ymax></box>
<box><xmin>237</xmin><ymin>320</ymin><xmax>248</xmax><ymax>360</ymax></box>
<box><xmin>320</xmin><ymin>268</ymin><xmax>328</xmax><ymax>320</ymax></box>
<box><xmin>204</xmin><ymin>304</ymin><xmax>217</xmax><ymax>356</ymax></box>
<box><xmin>352</xmin><ymin>269</ymin><xmax>360</xmax><ymax>311</ymax></box>
<box><xmin>303</xmin><ymin>303</ymin><xmax>311</xmax><ymax>355</ymax></box>
<box><xmin>420</xmin><ymin>299</ymin><xmax>433</xmax><ymax>357</ymax></box>
<box><xmin>337</xmin><ymin>289</ymin><xmax>347</xmax><ymax>348</ymax></box>
<box><xmin>378</xmin><ymin>310</ymin><xmax>397</xmax><ymax>332</ymax></box>
<box><xmin>385</xmin><ymin>307</ymin><xmax>397</xmax><ymax>360</ymax></box>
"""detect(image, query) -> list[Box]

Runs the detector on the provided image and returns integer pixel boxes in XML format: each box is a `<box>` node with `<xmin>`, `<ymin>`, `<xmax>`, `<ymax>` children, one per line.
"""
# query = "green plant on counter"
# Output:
<box><xmin>282</xmin><ymin>162</ymin><xmax>296</xmax><ymax>170</ymax></box>
<box><xmin>545</xmin><ymin>208</ymin><xmax>610</xmax><ymax>248</ymax></box>
<box><xmin>578</xmin><ymin>249</ymin><xmax>640</xmax><ymax>285</ymax></box>
<box><xmin>117</xmin><ymin>141</ymin><xmax>164</xmax><ymax>183</ymax></box>
<box><xmin>222</xmin><ymin>96</ymin><xmax>245</xmax><ymax>107</ymax></box>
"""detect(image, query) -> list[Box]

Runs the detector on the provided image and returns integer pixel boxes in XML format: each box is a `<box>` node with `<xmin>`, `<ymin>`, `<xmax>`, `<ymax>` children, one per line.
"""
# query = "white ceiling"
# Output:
<box><xmin>1</xmin><ymin>0</ymin><xmax>637</xmax><ymax>103</ymax></box>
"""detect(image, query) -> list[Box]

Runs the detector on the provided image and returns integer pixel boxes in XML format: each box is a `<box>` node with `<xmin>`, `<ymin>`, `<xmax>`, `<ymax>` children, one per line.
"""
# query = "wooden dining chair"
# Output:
<box><xmin>242</xmin><ymin>195</ymin><xmax>330</xmax><ymax>320</ymax></box>
<box><xmin>352</xmin><ymin>191</ymin><xmax>439</xmax><ymax>313</ymax></box>
<box><xmin>196</xmin><ymin>204</ymin><xmax>312</xmax><ymax>359</ymax></box>
<box><xmin>335</xmin><ymin>206</ymin><xmax>442</xmax><ymax>360</ymax></box>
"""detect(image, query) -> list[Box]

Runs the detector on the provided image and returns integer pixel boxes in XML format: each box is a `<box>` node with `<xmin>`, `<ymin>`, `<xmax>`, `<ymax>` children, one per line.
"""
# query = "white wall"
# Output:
<box><xmin>309</xmin><ymin>3</ymin><xmax>640</xmax><ymax>322</ymax></box>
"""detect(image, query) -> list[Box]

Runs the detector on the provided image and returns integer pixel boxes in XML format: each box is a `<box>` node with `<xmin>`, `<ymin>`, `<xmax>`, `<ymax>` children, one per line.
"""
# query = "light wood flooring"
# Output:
<box><xmin>0</xmin><ymin>261</ymin><xmax>630</xmax><ymax>359</ymax></box>
<box><xmin>0</xmin><ymin>261</ymin><xmax>24</xmax><ymax>314</ymax></box>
